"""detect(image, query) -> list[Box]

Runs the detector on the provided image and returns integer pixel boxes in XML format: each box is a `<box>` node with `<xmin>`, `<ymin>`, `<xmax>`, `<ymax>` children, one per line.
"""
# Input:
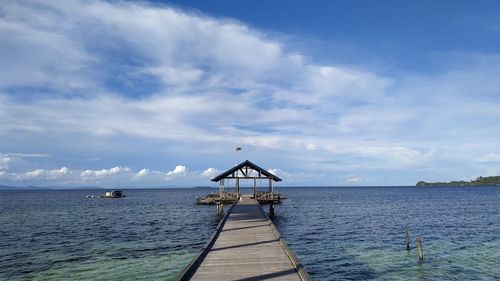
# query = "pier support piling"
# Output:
<box><xmin>269</xmin><ymin>204</ymin><xmax>275</xmax><ymax>218</ymax></box>
<box><xmin>253</xmin><ymin>178</ymin><xmax>256</xmax><ymax>198</ymax></box>
<box><xmin>217</xmin><ymin>203</ymin><xmax>224</xmax><ymax>215</ymax></box>
<box><xmin>236</xmin><ymin>178</ymin><xmax>240</xmax><ymax>196</ymax></box>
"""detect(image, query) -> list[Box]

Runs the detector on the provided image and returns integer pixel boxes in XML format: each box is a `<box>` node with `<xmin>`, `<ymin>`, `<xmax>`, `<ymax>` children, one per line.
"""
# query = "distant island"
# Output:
<box><xmin>417</xmin><ymin>176</ymin><xmax>500</xmax><ymax>186</ymax></box>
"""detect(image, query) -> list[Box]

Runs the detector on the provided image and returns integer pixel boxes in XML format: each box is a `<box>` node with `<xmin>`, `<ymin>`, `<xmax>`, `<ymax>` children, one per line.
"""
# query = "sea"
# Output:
<box><xmin>0</xmin><ymin>186</ymin><xmax>499</xmax><ymax>281</ymax></box>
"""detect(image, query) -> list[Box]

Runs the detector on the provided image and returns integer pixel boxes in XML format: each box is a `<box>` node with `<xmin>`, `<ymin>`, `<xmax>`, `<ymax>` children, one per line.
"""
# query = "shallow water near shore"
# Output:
<box><xmin>275</xmin><ymin>186</ymin><xmax>500</xmax><ymax>280</ymax></box>
<box><xmin>1</xmin><ymin>186</ymin><xmax>499</xmax><ymax>280</ymax></box>
<box><xmin>0</xmin><ymin>189</ymin><xmax>214</xmax><ymax>280</ymax></box>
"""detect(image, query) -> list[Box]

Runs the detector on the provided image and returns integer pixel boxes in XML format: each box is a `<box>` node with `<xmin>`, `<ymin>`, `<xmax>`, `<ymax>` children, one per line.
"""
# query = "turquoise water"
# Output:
<box><xmin>1</xmin><ymin>187</ymin><xmax>499</xmax><ymax>280</ymax></box>
<box><xmin>0</xmin><ymin>189</ymin><xmax>217</xmax><ymax>280</ymax></box>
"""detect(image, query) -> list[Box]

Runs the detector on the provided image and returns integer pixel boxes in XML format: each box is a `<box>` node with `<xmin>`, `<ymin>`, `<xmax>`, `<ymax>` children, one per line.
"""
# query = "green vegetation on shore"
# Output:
<box><xmin>417</xmin><ymin>176</ymin><xmax>500</xmax><ymax>186</ymax></box>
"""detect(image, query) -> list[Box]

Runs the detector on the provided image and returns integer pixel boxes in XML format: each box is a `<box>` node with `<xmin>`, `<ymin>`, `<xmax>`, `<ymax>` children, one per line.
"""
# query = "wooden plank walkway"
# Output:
<box><xmin>188</xmin><ymin>197</ymin><xmax>309</xmax><ymax>281</ymax></box>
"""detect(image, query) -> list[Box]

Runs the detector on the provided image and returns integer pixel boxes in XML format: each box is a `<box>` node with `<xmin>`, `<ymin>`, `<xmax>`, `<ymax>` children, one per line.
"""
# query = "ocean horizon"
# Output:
<box><xmin>1</xmin><ymin>186</ymin><xmax>499</xmax><ymax>280</ymax></box>
<box><xmin>0</xmin><ymin>185</ymin><xmax>465</xmax><ymax>190</ymax></box>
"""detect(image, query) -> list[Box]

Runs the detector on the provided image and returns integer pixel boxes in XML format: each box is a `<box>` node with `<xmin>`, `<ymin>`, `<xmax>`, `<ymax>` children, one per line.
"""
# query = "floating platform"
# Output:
<box><xmin>196</xmin><ymin>192</ymin><xmax>239</xmax><ymax>205</ymax></box>
<box><xmin>196</xmin><ymin>191</ymin><xmax>285</xmax><ymax>205</ymax></box>
<box><xmin>254</xmin><ymin>191</ymin><xmax>286</xmax><ymax>205</ymax></box>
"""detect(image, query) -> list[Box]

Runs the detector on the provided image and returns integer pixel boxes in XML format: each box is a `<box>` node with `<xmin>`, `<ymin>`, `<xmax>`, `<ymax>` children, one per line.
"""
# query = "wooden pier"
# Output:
<box><xmin>177</xmin><ymin>160</ymin><xmax>309</xmax><ymax>280</ymax></box>
<box><xmin>176</xmin><ymin>196</ymin><xmax>310</xmax><ymax>281</ymax></box>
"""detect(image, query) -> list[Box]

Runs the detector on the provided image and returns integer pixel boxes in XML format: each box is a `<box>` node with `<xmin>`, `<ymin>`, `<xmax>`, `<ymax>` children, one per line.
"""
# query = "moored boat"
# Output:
<box><xmin>104</xmin><ymin>190</ymin><xmax>125</xmax><ymax>198</ymax></box>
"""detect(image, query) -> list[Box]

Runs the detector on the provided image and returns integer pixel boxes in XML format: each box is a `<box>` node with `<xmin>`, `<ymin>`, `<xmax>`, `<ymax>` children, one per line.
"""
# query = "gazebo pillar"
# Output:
<box><xmin>219</xmin><ymin>179</ymin><xmax>224</xmax><ymax>197</ymax></box>
<box><xmin>269</xmin><ymin>177</ymin><xmax>275</xmax><ymax>217</ymax></box>
<box><xmin>236</xmin><ymin>178</ymin><xmax>240</xmax><ymax>195</ymax></box>
<box><xmin>253</xmin><ymin>178</ymin><xmax>256</xmax><ymax>198</ymax></box>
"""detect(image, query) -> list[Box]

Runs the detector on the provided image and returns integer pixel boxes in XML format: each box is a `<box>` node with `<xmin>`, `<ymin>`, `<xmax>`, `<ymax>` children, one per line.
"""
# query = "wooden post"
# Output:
<box><xmin>217</xmin><ymin>203</ymin><xmax>224</xmax><ymax>215</ymax></box>
<box><xmin>417</xmin><ymin>235</ymin><xmax>423</xmax><ymax>261</ymax></box>
<box><xmin>236</xmin><ymin>178</ymin><xmax>240</xmax><ymax>195</ymax></box>
<box><xmin>219</xmin><ymin>180</ymin><xmax>224</xmax><ymax>198</ymax></box>
<box><xmin>268</xmin><ymin>178</ymin><xmax>272</xmax><ymax>193</ymax></box>
<box><xmin>404</xmin><ymin>225</ymin><xmax>410</xmax><ymax>251</ymax></box>
<box><xmin>270</xmin><ymin>204</ymin><xmax>275</xmax><ymax>217</ymax></box>
<box><xmin>253</xmin><ymin>178</ymin><xmax>256</xmax><ymax>198</ymax></box>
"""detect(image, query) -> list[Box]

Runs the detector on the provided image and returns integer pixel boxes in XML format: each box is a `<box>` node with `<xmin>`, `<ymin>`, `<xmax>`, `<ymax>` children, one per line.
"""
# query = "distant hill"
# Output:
<box><xmin>417</xmin><ymin>176</ymin><xmax>500</xmax><ymax>186</ymax></box>
<box><xmin>0</xmin><ymin>185</ymin><xmax>40</xmax><ymax>190</ymax></box>
<box><xmin>0</xmin><ymin>185</ymin><xmax>209</xmax><ymax>190</ymax></box>
<box><xmin>0</xmin><ymin>185</ymin><xmax>104</xmax><ymax>190</ymax></box>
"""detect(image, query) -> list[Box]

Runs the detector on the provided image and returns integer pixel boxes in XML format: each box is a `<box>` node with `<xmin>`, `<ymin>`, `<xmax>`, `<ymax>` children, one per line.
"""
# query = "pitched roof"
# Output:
<box><xmin>211</xmin><ymin>160</ymin><xmax>282</xmax><ymax>182</ymax></box>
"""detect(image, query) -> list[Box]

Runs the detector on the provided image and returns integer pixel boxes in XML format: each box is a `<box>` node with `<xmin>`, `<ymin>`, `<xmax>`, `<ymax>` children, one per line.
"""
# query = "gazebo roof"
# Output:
<box><xmin>211</xmin><ymin>160</ymin><xmax>282</xmax><ymax>182</ymax></box>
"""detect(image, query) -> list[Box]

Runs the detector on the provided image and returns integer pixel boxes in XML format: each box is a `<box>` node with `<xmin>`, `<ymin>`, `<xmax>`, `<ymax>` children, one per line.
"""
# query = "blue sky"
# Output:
<box><xmin>1</xmin><ymin>0</ymin><xmax>500</xmax><ymax>187</ymax></box>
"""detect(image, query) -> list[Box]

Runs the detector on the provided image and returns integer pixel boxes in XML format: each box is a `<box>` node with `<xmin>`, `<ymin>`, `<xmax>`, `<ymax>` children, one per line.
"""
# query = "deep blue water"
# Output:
<box><xmin>276</xmin><ymin>186</ymin><xmax>500</xmax><ymax>281</ymax></box>
<box><xmin>1</xmin><ymin>186</ymin><xmax>499</xmax><ymax>280</ymax></box>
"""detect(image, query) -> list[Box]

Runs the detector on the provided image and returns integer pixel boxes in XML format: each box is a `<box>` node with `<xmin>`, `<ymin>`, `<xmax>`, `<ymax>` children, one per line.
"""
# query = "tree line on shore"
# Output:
<box><xmin>416</xmin><ymin>176</ymin><xmax>500</xmax><ymax>186</ymax></box>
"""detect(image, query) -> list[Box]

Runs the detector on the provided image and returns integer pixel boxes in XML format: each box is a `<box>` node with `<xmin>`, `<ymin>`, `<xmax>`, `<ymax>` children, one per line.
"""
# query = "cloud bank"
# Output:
<box><xmin>0</xmin><ymin>164</ymin><xmax>195</xmax><ymax>186</ymax></box>
<box><xmin>1</xmin><ymin>1</ymin><xmax>500</xmax><ymax>186</ymax></box>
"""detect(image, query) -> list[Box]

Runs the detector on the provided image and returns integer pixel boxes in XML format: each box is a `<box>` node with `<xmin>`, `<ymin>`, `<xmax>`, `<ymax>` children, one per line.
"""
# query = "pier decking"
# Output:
<box><xmin>177</xmin><ymin>197</ymin><xmax>310</xmax><ymax>281</ymax></box>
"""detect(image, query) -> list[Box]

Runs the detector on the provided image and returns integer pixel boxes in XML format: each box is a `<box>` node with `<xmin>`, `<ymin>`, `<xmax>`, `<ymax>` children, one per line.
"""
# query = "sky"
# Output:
<box><xmin>1</xmin><ymin>0</ymin><xmax>500</xmax><ymax>187</ymax></box>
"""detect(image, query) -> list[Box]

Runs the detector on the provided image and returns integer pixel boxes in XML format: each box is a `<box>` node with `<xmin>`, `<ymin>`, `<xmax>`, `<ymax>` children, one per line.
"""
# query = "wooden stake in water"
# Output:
<box><xmin>217</xmin><ymin>203</ymin><xmax>224</xmax><ymax>215</ymax></box>
<box><xmin>416</xmin><ymin>235</ymin><xmax>424</xmax><ymax>261</ymax></box>
<box><xmin>404</xmin><ymin>225</ymin><xmax>410</xmax><ymax>251</ymax></box>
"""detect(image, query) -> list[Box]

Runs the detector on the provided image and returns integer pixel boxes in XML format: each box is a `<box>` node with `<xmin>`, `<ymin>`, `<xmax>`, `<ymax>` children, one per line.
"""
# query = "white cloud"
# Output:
<box><xmin>15</xmin><ymin>166</ymin><xmax>70</xmax><ymax>181</ymax></box>
<box><xmin>0</xmin><ymin>164</ymin><xmax>192</xmax><ymax>186</ymax></box>
<box><xmin>267</xmin><ymin>168</ymin><xmax>280</xmax><ymax>176</ymax></box>
<box><xmin>343</xmin><ymin>174</ymin><xmax>363</xmax><ymax>183</ymax></box>
<box><xmin>351</xmin><ymin>146</ymin><xmax>425</xmax><ymax>164</ymax></box>
<box><xmin>52</xmin><ymin>166</ymin><xmax>70</xmax><ymax>176</ymax></box>
<box><xmin>166</xmin><ymin>165</ymin><xmax>187</xmax><ymax>178</ymax></box>
<box><xmin>135</xmin><ymin>168</ymin><xmax>151</xmax><ymax>178</ymax></box>
<box><xmin>201</xmin><ymin>168</ymin><xmax>219</xmax><ymax>177</ymax></box>
<box><xmin>21</xmin><ymin>169</ymin><xmax>44</xmax><ymax>179</ymax></box>
<box><xmin>6</xmin><ymin>153</ymin><xmax>51</xmax><ymax>158</ymax></box>
<box><xmin>478</xmin><ymin>153</ymin><xmax>500</xmax><ymax>162</ymax></box>
<box><xmin>266</xmin><ymin>168</ymin><xmax>326</xmax><ymax>184</ymax></box>
<box><xmin>81</xmin><ymin>166</ymin><xmax>131</xmax><ymax>180</ymax></box>
<box><xmin>305</xmin><ymin>144</ymin><xmax>317</xmax><ymax>151</ymax></box>
<box><xmin>140</xmin><ymin>66</ymin><xmax>203</xmax><ymax>86</ymax></box>
<box><xmin>0</xmin><ymin>14</ymin><xmax>93</xmax><ymax>90</ymax></box>
<box><xmin>0</xmin><ymin>0</ymin><xmax>395</xmax><ymax>166</ymax></box>
<box><xmin>0</xmin><ymin>153</ymin><xmax>12</xmax><ymax>170</ymax></box>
